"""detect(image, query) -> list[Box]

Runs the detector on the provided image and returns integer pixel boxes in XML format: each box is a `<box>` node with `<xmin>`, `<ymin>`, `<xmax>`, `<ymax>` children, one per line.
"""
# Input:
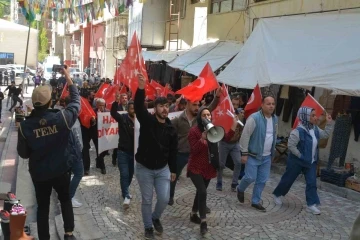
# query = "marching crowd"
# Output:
<box><xmin>4</xmin><ymin>66</ymin><xmax>359</xmax><ymax>240</ymax></box>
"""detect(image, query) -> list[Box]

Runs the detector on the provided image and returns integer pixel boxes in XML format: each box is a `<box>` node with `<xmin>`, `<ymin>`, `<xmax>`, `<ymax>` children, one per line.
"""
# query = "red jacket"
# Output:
<box><xmin>187</xmin><ymin>126</ymin><xmax>234</xmax><ymax>180</ymax></box>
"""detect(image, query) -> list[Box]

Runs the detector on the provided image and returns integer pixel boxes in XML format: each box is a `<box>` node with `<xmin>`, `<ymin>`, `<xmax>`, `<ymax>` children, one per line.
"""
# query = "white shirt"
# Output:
<box><xmin>309</xmin><ymin>129</ymin><xmax>318</xmax><ymax>163</ymax></box>
<box><xmin>263</xmin><ymin>117</ymin><xmax>273</xmax><ymax>156</ymax></box>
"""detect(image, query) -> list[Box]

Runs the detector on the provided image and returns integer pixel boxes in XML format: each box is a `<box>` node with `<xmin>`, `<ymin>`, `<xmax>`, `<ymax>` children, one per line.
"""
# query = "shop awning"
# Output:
<box><xmin>217</xmin><ymin>13</ymin><xmax>360</xmax><ymax>96</ymax></box>
<box><xmin>142</xmin><ymin>50</ymin><xmax>186</xmax><ymax>62</ymax></box>
<box><xmin>168</xmin><ymin>41</ymin><xmax>243</xmax><ymax>76</ymax></box>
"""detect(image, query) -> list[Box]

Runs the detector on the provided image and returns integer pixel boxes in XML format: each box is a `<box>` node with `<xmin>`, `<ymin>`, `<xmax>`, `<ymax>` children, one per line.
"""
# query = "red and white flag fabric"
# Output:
<box><xmin>176</xmin><ymin>63</ymin><xmax>219</xmax><ymax>102</ymax></box>
<box><xmin>164</xmin><ymin>83</ymin><xmax>175</xmax><ymax>96</ymax></box>
<box><xmin>103</xmin><ymin>85</ymin><xmax>120</xmax><ymax>110</ymax></box>
<box><xmin>79</xmin><ymin>97</ymin><xmax>96</xmax><ymax>128</ymax></box>
<box><xmin>292</xmin><ymin>94</ymin><xmax>324</xmax><ymax>129</ymax></box>
<box><xmin>114</xmin><ymin>32</ymin><xmax>148</xmax><ymax>95</ymax></box>
<box><xmin>95</xmin><ymin>83</ymin><xmax>110</xmax><ymax>98</ymax></box>
<box><xmin>119</xmin><ymin>85</ymin><xmax>127</xmax><ymax>95</ymax></box>
<box><xmin>150</xmin><ymin>80</ymin><xmax>166</xmax><ymax>97</ymax></box>
<box><xmin>145</xmin><ymin>82</ymin><xmax>157</xmax><ymax>100</ymax></box>
<box><xmin>212</xmin><ymin>85</ymin><xmax>235</xmax><ymax>133</ymax></box>
<box><xmin>60</xmin><ymin>83</ymin><xmax>70</xmax><ymax>99</ymax></box>
<box><xmin>244</xmin><ymin>84</ymin><xmax>262</xmax><ymax>119</ymax></box>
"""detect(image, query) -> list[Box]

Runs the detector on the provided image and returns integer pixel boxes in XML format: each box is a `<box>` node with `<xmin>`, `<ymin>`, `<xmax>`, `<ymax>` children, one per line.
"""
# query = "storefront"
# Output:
<box><xmin>217</xmin><ymin>13</ymin><xmax>360</xmax><ymax>169</ymax></box>
<box><xmin>0</xmin><ymin>52</ymin><xmax>14</xmax><ymax>65</ymax></box>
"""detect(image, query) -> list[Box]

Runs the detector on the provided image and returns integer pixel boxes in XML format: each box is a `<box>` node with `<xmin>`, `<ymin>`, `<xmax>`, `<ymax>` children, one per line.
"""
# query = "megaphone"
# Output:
<box><xmin>202</xmin><ymin>118</ymin><xmax>225</xmax><ymax>143</ymax></box>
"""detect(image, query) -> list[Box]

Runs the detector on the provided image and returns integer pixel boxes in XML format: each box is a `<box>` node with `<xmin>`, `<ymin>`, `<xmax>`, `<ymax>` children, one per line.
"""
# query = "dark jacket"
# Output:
<box><xmin>5</xmin><ymin>85</ymin><xmax>16</xmax><ymax>95</ymax></box>
<box><xmin>110</xmin><ymin>101</ymin><xmax>134</xmax><ymax>153</ymax></box>
<box><xmin>134</xmin><ymin>88</ymin><xmax>178</xmax><ymax>173</ymax></box>
<box><xmin>17</xmin><ymin>85</ymin><xmax>80</xmax><ymax>182</ymax></box>
<box><xmin>171</xmin><ymin>96</ymin><xmax>219</xmax><ymax>153</ymax></box>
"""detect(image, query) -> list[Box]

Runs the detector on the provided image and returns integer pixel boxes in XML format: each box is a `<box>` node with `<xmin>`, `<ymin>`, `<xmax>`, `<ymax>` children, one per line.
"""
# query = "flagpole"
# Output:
<box><xmin>307</xmin><ymin>93</ymin><xmax>325</xmax><ymax>111</ymax></box>
<box><xmin>22</xmin><ymin>23</ymin><xmax>31</xmax><ymax>87</ymax></box>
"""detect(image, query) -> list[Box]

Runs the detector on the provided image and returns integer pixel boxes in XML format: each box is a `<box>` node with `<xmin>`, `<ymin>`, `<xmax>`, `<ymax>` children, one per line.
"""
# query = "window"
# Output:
<box><xmin>211</xmin><ymin>0</ymin><xmax>247</xmax><ymax>13</ymax></box>
<box><xmin>170</xmin><ymin>0</ymin><xmax>186</xmax><ymax>20</ymax></box>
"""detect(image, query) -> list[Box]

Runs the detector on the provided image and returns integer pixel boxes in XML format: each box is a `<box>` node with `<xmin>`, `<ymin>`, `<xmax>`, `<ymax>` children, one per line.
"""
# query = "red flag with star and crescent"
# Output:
<box><xmin>103</xmin><ymin>85</ymin><xmax>120</xmax><ymax>110</ymax></box>
<box><xmin>150</xmin><ymin>80</ymin><xmax>166</xmax><ymax>97</ymax></box>
<box><xmin>79</xmin><ymin>97</ymin><xmax>96</xmax><ymax>128</ymax></box>
<box><xmin>244</xmin><ymin>84</ymin><xmax>262</xmax><ymax>119</ymax></box>
<box><xmin>212</xmin><ymin>84</ymin><xmax>235</xmax><ymax>133</ymax></box>
<box><xmin>114</xmin><ymin>32</ymin><xmax>148</xmax><ymax>95</ymax></box>
<box><xmin>292</xmin><ymin>94</ymin><xmax>324</xmax><ymax>129</ymax></box>
<box><xmin>60</xmin><ymin>83</ymin><xmax>70</xmax><ymax>99</ymax></box>
<box><xmin>95</xmin><ymin>83</ymin><xmax>110</xmax><ymax>98</ymax></box>
<box><xmin>175</xmin><ymin>63</ymin><xmax>219</xmax><ymax>102</ymax></box>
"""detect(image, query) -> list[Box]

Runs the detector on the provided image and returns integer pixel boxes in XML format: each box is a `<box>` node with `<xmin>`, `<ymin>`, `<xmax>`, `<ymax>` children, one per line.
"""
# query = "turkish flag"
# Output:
<box><xmin>244</xmin><ymin>84</ymin><xmax>262</xmax><ymax>119</ymax></box>
<box><xmin>103</xmin><ymin>85</ymin><xmax>120</xmax><ymax>110</ymax></box>
<box><xmin>119</xmin><ymin>85</ymin><xmax>127</xmax><ymax>95</ymax></box>
<box><xmin>164</xmin><ymin>83</ymin><xmax>175</xmax><ymax>96</ymax></box>
<box><xmin>293</xmin><ymin>94</ymin><xmax>324</xmax><ymax>129</ymax></box>
<box><xmin>95</xmin><ymin>83</ymin><xmax>110</xmax><ymax>98</ymax></box>
<box><xmin>114</xmin><ymin>32</ymin><xmax>148</xmax><ymax>95</ymax></box>
<box><xmin>212</xmin><ymin>85</ymin><xmax>235</xmax><ymax>133</ymax></box>
<box><xmin>150</xmin><ymin>80</ymin><xmax>166</xmax><ymax>97</ymax></box>
<box><xmin>60</xmin><ymin>83</ymin><xmax>70</xmax><ymax>99</ymax></box>
<box><xmin>175</xmin><ymin>63</ymin><xmax>219</xmax><ymax>102</ymax></box>
<box><xmin>79</xmin><ymin>97</ymin><xmax>96</xmax><ymax>128</ymax></box>
<box><xmin>145</xmin><ymin>82</ymin><xmax>157</xmax><ymax>100</ymax></box>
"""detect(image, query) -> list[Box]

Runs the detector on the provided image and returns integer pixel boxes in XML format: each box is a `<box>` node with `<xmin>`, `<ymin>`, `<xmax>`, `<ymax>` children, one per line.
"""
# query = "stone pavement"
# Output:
<box><xmin>74</xmin><ymin>150</ymin><xmax>360</xmax><ymax>240</ymax></box>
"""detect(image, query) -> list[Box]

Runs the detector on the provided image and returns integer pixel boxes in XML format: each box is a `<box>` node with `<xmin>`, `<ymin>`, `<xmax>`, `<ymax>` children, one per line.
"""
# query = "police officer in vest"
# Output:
<box><xmin>17</xmin><ymin>66</ymin><xmax>79</xmax><ymax>240</ymax></box>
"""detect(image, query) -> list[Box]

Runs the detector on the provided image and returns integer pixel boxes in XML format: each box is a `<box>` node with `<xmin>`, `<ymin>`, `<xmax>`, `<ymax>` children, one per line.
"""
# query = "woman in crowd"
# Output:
<box><xmin>187</xmin><ymin>107</ymin><xmax>237</xmax><ymax>235</ymax></box>
<box><xmin>272</xmin><ymin>107</ymin><xmax>333</xmax><ymax>215</ymax></box>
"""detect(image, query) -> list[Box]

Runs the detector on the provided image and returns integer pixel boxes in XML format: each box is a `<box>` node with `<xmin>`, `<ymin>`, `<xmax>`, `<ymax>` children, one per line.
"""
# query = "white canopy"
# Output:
<box><xmin>142</xmin><ymin>50</ymin><xmax>186</xmax><ymax>62</ymax></box>
<box><xmin>217</xmin><ymin>13</ymin><xmax>360</xmax><ymax>96</ymax></box>
<box><xmin>168</xmin><ymin>41</ymin><xmax>243</xmax><ymax>76</ymax></box>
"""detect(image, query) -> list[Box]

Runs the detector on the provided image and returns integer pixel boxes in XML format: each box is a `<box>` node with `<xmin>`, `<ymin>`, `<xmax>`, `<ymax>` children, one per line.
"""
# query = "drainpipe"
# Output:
<box><xmin>112</xmin><ymin>18</ymin><xmax>118</xmax><ymax>79</ymax></box>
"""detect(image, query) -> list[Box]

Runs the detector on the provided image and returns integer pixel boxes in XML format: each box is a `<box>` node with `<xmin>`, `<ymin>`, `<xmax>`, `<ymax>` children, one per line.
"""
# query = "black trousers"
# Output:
<box><xmin>9</xmin><ymin>95</ymin><xmax>23</xmax><ymax>111</ymax></box>
<box><xmin>81</xmin><ymin>125</ymin><xmax>99</xmax><ymax>171</ymax></box>
<box><xmin>33</xmin><ymin>172</ymin><xmax>74</xmax><ymax>240</ymax></box>
<box><xmin>189</xmin><ymin>172</ymin><xmax>211</xmax><ymax>219</ymax></box>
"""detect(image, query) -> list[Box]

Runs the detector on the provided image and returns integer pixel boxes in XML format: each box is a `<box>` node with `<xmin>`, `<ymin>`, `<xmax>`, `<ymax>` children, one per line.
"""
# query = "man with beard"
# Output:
<box><xmin>168</xmin><ymin>89</ymin><xmax>221</xmax><ymax>206</ymax></box>
<box><xmin>134</xmin><ymin>74</ymin><xmax>178</xmax><ymax>239</ymax></box>
<box><xmin>110</xmin><ymin>93</ymin><xmax>135</xmax><ymax>208</ymax></box>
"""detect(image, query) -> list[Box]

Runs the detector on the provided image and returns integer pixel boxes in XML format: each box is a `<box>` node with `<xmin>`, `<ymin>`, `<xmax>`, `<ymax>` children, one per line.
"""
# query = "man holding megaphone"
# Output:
<box><xmin>186</xmin><ymin>106</ymin><xmax>239</xmax><ymax>236</ymax></box>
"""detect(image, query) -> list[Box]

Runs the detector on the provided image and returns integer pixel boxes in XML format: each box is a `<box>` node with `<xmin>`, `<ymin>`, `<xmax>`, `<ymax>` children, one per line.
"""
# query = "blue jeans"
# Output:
<box><xmin>117</xmin><ymin>150</ymin><xmax>134</xmax><ymax>199</ymax></box>
<box><xmin>237</xmin><ymin>155</ymin><xmax>271</xmax><ymax>204</ymax></box>
<box><xmin>170</xmin><ymin>152</ymin><xmax>189</xmax><ymax>198</ymax></box>
<box><xmin>273</xmin><ymin>159</ymin><xmax>320</xmax><ymax>206</ymax></box>
<box><xmin>135</xmin><ymin>163</ymin><xmax>170</xmax><ymax>229</ymax></box>
<box><xmin>217</xmin><ymin>141</ymin><xmax>242</xmax><ymax>185</ymax></box>
<box><xmin>70</xmin><ymin>158</ymin><xmax>84</xmax><ymax>199</ymax></box>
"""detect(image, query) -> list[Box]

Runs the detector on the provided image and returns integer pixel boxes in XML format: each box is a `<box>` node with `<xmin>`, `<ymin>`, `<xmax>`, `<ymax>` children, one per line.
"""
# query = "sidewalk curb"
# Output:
<box><xmin>271</xmin><ymin>163</ymin><xmax>360</xmax><ymax>203</ymax></box>
<box><xmin>54</xmin><ymin>187</ymin><xmax>105</xmax><ymax>240</ymax></box>
<box><xmin>0</xmin><ymin>113</ymin><xmax>14</xmax><ymax>195</ymax></box>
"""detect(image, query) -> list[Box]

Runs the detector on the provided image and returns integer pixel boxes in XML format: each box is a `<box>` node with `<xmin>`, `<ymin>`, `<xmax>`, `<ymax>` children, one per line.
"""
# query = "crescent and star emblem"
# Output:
<box><xmin>247</xmin><ymin>92</ymin><xmax>255</xmax><ymax>105</ymax></box>
<box><xmin>195</xmin><ymin>77</ymin><xmax>205</xmax><ymax>89</ymax></box>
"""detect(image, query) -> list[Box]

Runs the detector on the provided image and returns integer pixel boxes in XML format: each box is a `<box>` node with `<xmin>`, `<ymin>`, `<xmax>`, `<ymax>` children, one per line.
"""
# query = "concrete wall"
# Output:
<box><xmin>0</xmin><ymin>28</ymin><xmax>38</xmax><ymax>68</ymax></box>
<box><xmin>244</xmin><ymin>0</ymin><xmax>360</xmax><ymax>41</ymax></box>
<box><xmin>165</xmin><ymin>0</ymin><xmax>360</xmax><ymax>49</ymax></box>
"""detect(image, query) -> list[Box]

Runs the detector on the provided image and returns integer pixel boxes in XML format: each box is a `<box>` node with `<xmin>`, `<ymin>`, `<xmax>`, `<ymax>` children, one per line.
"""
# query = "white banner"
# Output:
<box><xmin>97</xmin><ymin>111</ymin><xmax>126</xmax><ymax>153</ymax></box>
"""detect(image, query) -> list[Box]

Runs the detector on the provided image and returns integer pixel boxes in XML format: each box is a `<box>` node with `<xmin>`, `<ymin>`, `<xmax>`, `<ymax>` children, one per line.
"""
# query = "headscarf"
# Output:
<box><xmin>297</xmin><ymin>106</ymin><xmax>314</xmax><ymax>130</ymax></box>
<box><xmin>197</xmin><ymin>106</ymin><xmax>211</xmax><ymax>132</ymax></box>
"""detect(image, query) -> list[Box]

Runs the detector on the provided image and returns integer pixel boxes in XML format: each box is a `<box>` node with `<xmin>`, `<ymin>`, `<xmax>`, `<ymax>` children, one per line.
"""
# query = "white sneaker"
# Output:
<box><xmin>307</xmin><ymin>205</ymin><xmax>321</xmax><ymax>215</ymax></box>
<box><xmin>273</xmin><ymin>195</ymin><xmax>283</xmax><ymax>205</ymax></box>
<box><xmin>128</xmin><ymin>194</ymin><xmax>132</xmax><ymax>199</ymax></box>
<box><xmin>72</xmin><ymin>198</ymin><xmax>82</xmax><ymax>208</ymax></box>
<box><xmin>123</xmin><ymin>197</ymin><xmax>131</xmax><ymax>209</ymax></box>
